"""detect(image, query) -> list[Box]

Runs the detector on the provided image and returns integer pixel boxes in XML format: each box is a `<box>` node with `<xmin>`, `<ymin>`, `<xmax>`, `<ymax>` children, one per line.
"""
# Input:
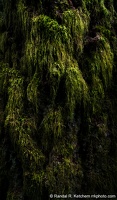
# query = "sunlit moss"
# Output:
<box><xmin>91</xmin><ymin>37</ymin><xmax>113</xmax><ymax>87</ymax></box>
<box><xmin>4</xmin><ymin>68</ymin><xmax>45</xmax><ymax>188</ymax></box>
<box><xmin>27</xmin><ymin>72</ymin><xmax>39</xmax><ymax>112</ymax></box>
<box><xmin>84</xmin><ymin>36</ymin><xmax>113</xmax><ymax>114</ymax></box>
<box><xmin>25</xmin><ymin>10</ymin><xmax>89</xmax><ymax>120</ymax></box>
<box><xmin>65</xmin><ymin>61</ymin><xmax>88</xmax><ymax>119</ymax></box>
<box><xmin>62</xmin><ymin>9</ymin><xmax>89</xmax><ymax>54</ymax></box>
<box><xmin>0</xmin><ymin>0</ymin><xmax>117</xmax><ymax>198</ymax></box>
<box><xmin>40</xmin><ymin>107</ymin><xmax>64</xmax><ymax>149</ymax></box>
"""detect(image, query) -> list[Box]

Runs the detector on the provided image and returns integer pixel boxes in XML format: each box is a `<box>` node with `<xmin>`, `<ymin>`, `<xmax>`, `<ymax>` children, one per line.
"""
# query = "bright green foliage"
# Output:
<box><xmin>0</xmin><ymin>0</ymin><xmax>117</xmax><ymax>199</ymax></box>
<box><xmin>84</xmin><ymin>36</ymin><xmax>113</xmax><ymax>114</ymax></box>
<box><xmin>27</xmin><ymin>72</ymin><xmax>40</xmax><ymax>112</ymax></box>
<box><xmin>25</xmin><ymin>9</ymin><xmax>89</xmax><ymax>119</ymax></box>
<box><xmin>40</xmin><ymin>107</ymin><xmax>63</xmax><ymax>139</ymax></box>
<box><xmin>65</xmin><ymin>63</ymin><xmax>88</xmax><ymax>118</ymax></box>
<box><xmin>62</xmin><ymin>9</ymin><xmax>89</xmax><ymax>54</ymax></box>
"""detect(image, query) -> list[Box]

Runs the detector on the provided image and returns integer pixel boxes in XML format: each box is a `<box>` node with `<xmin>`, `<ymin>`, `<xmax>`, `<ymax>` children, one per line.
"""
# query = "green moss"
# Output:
<box><xmin>84</xmin><ymin>0</ymin><xmax>113</xmax><ymax>28</ymax></box>
<box><xmin>3</xmin><ymin>68</ymin><xmax>45</xmax><ymax>178</ymax></box>
<box><xmin>64</xmin><ymin>61</ymin><xmax>88</xmax><ymax>119</ymax></box>
<box><xmin>27</xmin><ymin>72</ymin><xmax>39</xmax><ymax>112</ymax></box>
<box><xmin>0</xmin><ymin>0</ymin><xmax>117</xmax><ymax>198</ymax></box>
<box><xmin>24</xmin><ymin>9</ymin><xmax>90</xmax><ymax>120</ymax></box>
<box><xmin>40</xmin><ymin>107</ymin><xmax>64</xmax><ymax>150</ymax></box>
<box><xmin>17</xmin><ymin>1</ymin><xmax>30</xmax><ymax>33</ymax></box>
<box><xmin>32</xmin><ymin>15</ymin><xmax>68</xmax><ymax>41</ymax></box>
<box><xmin>83</xmin><ymin>36</ymin><xmax>113</xmax><ymax>114</ymax></box>
<box><xmin>45</xmin><ymin>159</ymin><xmax>83</xmax><ymax>193</ymax></box>
<box><xmin>92</xmin><ymin>37</ymin><xmax>113</xmax><ymax>86</ymax></box>
<box><xmin>45</xmin><ymin>130</ymin><xmax>83</xmax><ymax>193</ymax></box>
<box><xmin>62</xmin><ymin>9</ymin><xmax>89</xmax><ymax>54</ymax></box>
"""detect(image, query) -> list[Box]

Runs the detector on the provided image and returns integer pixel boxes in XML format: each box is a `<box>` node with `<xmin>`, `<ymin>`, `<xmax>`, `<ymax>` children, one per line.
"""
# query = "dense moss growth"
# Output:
<box><xmin>0</xmin><ymin>0</ymin><xmax>117</xmax><ymax>199</ymax></box>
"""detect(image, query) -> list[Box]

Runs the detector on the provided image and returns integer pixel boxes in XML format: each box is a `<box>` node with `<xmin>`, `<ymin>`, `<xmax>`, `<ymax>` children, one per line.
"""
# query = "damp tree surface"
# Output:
<box><xmin>0</xmin><ymin>0</ymin><xmax>117</xmax><ymax>199</ymax></box>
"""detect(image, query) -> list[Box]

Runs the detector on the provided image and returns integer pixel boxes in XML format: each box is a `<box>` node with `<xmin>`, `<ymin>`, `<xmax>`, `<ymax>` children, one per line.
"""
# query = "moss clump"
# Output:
<box><xmin>64</xmin><ymin>62</ymin><xmax>88</xmax><ymax>119</ymax></box>
<box><xmin>62</xmin><ymin>9</ymin><xmax>89</xmax><ymax>54</ymax></box>
<box><xmin>83</xmin><ymin>35</ymin><xmax>113</xmax><ymax>114</ymax></box>
<box><xmin>0</xmin><ymin>0</ymin><xmax>117</xmax><ymax>198</ymax></box>
<box><xmin>40</xmin><ymin>107</ymin><xmax>63</xmax><ymax>141</ymax></box>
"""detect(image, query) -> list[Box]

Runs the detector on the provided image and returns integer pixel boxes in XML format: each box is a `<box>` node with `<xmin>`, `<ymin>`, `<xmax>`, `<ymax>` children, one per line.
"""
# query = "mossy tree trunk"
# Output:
<box><xmin>0</xmin><ymin>0</ymin><xmax>117</xmax><ymax>199</ymax></box>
